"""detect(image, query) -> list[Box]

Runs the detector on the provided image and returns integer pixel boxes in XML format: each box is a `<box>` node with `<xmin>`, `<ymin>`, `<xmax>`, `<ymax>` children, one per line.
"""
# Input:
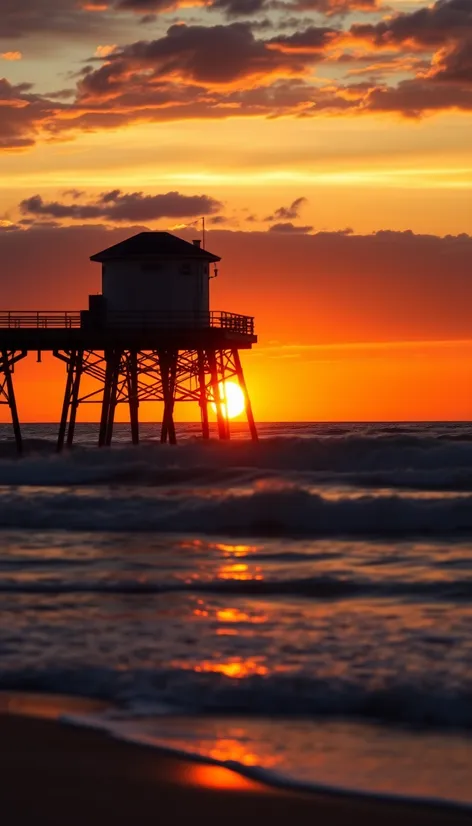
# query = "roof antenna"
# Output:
<box><xmin>202</xmin><ymin>216</ymin><xmax>205</xmax><ymax>250</ymax></box>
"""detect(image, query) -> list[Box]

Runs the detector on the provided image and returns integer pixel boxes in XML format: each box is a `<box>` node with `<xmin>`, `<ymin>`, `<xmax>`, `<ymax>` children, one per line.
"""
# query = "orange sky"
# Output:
<box><xmin>0</xmin><ymin>0</ymin><xmax>471</xmax><ymax>422</ymax></box>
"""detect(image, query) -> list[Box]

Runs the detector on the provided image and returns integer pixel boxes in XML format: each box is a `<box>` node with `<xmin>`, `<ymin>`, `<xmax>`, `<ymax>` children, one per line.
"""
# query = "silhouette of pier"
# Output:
<box><xmin>0</xmin><ymin>232</ymin><xmax>258</xmax><ymax>452</ymax></box>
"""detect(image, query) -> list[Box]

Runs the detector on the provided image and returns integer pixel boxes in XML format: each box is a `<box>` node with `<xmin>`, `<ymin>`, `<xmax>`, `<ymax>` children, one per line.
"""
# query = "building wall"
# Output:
<box><xmin>102</xmin><ymin>257</ymin><xmax>210</xmax><ymax>324</ymax></box>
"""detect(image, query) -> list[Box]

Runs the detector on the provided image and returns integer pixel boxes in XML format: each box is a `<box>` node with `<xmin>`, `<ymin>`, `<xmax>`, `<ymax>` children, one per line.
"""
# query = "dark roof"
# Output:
<box><xmin>90</xmin><ymin>232</ymin><xmax>220</xmax><ymax>263</ymax></box>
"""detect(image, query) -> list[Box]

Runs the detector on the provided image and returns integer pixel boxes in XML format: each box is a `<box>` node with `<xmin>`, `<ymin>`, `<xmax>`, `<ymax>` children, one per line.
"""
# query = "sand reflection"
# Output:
<box><xmin>181</xmin><ymin>764</ymin><xmax>265</xmax><ymax>792</ymax></box>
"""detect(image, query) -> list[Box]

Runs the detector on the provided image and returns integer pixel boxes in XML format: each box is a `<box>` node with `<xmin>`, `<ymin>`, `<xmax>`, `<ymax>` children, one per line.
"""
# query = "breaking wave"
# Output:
<box><xmin>0</xmin><ymin>485</ymin><xmax>472</xmax><ymax>537</ymax></box>
<box><xmin>2</xmin><ymin>663</ymin><xmax>472</xmax><ymax>730</ymax></box>
<box><xmin>0</xmin><ymin>433</ymin><xmax>471</xmax><ymax>488</ymax></box>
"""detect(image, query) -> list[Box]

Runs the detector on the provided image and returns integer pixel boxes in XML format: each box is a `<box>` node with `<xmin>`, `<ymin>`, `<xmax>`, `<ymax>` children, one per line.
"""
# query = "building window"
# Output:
<box><xmin>180</xmin><ymin>262</ymin><xmax>191</xmax><ymax>275</ymax></box>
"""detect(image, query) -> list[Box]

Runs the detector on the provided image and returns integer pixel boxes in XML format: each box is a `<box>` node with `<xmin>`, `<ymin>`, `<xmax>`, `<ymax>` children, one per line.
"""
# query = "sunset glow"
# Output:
<box><xmin>0</xmin><ymin>0</ymin><xmax>470</xmax><ymax>422</ymax></box>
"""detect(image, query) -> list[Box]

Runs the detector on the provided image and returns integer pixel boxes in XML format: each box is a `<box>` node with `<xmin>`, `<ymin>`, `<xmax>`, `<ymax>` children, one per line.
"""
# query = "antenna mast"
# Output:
<box><xmin>202</xmin><ymin>216</ymin><xmax>205</xmax><ymax>250</ymax></box>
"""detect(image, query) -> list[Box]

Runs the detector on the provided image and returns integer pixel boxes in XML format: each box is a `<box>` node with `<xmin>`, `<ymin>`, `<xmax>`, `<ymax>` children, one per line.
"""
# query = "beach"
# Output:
<box><xmin>3</xmin><ymin>704</ymin><xmax>472</xmax><ymax>826</ymax></box>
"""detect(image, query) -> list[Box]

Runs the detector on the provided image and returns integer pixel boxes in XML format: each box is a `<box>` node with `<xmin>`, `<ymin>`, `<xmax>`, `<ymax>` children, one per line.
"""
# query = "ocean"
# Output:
<box><xmin>1</xmin><ymin>421</ymin><xmax>472</xmax><ymax>807</ymax></box>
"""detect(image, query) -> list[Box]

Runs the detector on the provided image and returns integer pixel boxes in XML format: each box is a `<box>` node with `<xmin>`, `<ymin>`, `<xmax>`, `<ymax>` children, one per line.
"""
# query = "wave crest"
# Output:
<box><xmin>0</xmin><ymin>486</ymin><xmax>472</xmax><ymax>538</ymax></box>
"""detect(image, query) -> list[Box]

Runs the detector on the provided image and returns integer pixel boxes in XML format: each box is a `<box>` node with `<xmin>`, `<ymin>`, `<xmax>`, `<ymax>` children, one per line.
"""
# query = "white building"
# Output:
<box><xmin>90</xmin><ymin>231</ymin><xmax>220</xmax><ymax>326</ymax></box>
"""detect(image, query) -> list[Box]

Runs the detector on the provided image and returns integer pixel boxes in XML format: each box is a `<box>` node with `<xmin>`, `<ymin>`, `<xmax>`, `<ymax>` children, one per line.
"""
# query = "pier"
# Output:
<box><xmin>0</xmin><ymin>232</ymin><xmax>258</xmax><ymax>452</ymax></box>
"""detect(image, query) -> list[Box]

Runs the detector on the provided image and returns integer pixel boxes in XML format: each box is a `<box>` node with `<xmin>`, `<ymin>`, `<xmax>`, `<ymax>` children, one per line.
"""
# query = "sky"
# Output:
<box><xmin>0</xmin><ymin>0</ymin><xmax>471</xmax><ymax>422</ymax></box>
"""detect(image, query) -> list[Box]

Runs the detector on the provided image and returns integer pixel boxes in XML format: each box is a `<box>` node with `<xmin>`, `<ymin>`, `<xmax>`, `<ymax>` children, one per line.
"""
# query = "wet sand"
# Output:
<box><xmin>2</xmin><ymin>700</ymin><xmax>472</xmax><ymax>826</ymax></box>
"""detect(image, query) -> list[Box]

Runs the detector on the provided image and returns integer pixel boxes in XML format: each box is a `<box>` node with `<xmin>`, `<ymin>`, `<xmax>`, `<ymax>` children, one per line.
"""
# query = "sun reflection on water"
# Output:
<box><xmin>216</xmin><ymin>608</ymin><xmax>267</xmax><ymax>624</ymax></box>
<box><xmin>214</xmin><ymin>543</ymin><xmax>260</xmax><ymax>557</ymax></box>
<box><xmin>171</xmin><ymin>658</ymin><xmax>269</xmax><ymax>679</ymax></box>
<box><xmin>218</xmin><ymin>563</ymin><xmax>263</xmax><ymax>581</ymax></box>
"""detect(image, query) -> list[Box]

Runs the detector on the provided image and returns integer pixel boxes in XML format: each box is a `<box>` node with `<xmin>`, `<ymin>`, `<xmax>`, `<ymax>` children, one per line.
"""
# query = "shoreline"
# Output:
<box><xmin>2</xmin><ymin>693</ymin><xmax>472</xmax><ymax>825</ymax></box>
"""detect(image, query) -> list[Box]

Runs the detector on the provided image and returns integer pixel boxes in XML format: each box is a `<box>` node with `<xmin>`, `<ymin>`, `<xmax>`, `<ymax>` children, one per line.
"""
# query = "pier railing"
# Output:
<box><xmin>0</xmin><ymin>310</ymin><xmax>255</xmax><ymax>335</ymax></box>
<box><xmin>0</xmin><ymin>312</ymin><xmax>81</xmax><ymax>328</ymax></box>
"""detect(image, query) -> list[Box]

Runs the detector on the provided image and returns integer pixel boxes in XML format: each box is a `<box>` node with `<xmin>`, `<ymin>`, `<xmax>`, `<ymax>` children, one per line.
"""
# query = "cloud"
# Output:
<box><xmin>350</xmin><ymin>0</ymin><xmax>472</xmax><ymax>50</ymax></box>
<box><xmin>209</xmin><ymin>215</ymin><xmax>229</xmax><ymax>224</ymax></box>
<box><xmin>115</xmin><ymin>0</ymin><xmax>176</xmax><ymax>9</ymax></box>
<box><xmin>363</xmin><ymin>76</ymin><xmax>472</xmax><ymax>116</ymax></box>
<box><xmin>0</xmin><ymin>78</ymin><xmax>63</xmax><ymax>149</ymax></box>
<box><xmin>268</xmin><ymin>221</ymin><xmax>313</xmax><ymax>232</ymax></box>
<box><xmin>94</xmin><ymin>44</ymin><xmax>118</xmax><ymax>57</ymax></box>
<box><xmin>19</xmin><ymin>190</ymin><xmax>223</xmax><ymax>222</ymax></box>
<box><xmin>293</xmin><ymin>0</ymin><xmax>378</xmax><ymax>15</ymax></box>
<box><xmin>268</xmin><ymin>26</ymin><xmax>338</xmax><ymax>53</ymax></box>
<box><xmin>208</xmin><ymin>0</ymin><xmax>379</xmax><ymax>16</ymax></box>
<box><xmin>209</xmin><ymin>0</ymin><xmax>271</xmax><ymax>15</ymax></box>
<box><xmin>1</xmin><ymin>51</ymin><xmax>22</xmax><ymax>61</ymax></box>
<box><xmin>112</xmin><ymin>0</ymin><xmax>379</xmax><ymax>15</ymax></box>
<box><xmin>266</xmin><ymin>197</ymin><xmax>307</xmax><ymax>221</ymax></box>
<box><xmin>78</xmin><ymin>23</ymin><xmax>316</xmax><ymax>94</ymax></box>
<box><xmin>2</xmin><ymin>3</ymin><xmax>472</xmax><ymax>149</ymax></box>
<box><xmin>0</xmin><ymin>0</ymin><xmax>114</xmax><ymax>39</ymax></box>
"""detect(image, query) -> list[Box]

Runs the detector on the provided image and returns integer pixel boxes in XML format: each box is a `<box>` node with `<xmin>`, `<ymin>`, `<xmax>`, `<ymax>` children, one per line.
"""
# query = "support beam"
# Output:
<box><xmin>57</xmin><ymin>351</ymin><xmax>75</xmax><ymax>452</ymax></box>
<box><xmin>98</xmin><ymin>350</ymin><xmax>114</xmax><ymax>447</ymax></box>
<box><xmin>105</xmin><ymin>351</ymin><xmax>120</xmax><ymax>446</ymax></box>
<box><xmin>47</xmin><ymin>346</ymin><xmax>258</xmax><ymax>448</ymax></box>
<box><xmin>197</xmin><ymin>349</ymin><xmax>209</xmax><ymax>440</ymax></box>
<box><xmin>159</xmin><ymin>350</ymin><xmax>177</xmax><ymax>444</ymax></box>
<box><xmin>158</xmin><ymin>350</ymin><xmax>169</xmax><ymax>444</ymax></box>
<box><xmin>218</xmin><ymin>350</ymin><xmax>230</xmax><ymax>440</ymax></box>
<box><xmin>1</xmin><ymin>350</ymin><xmax>24</xmax><ymax>454</ymax></box>
<box><xmin>127</xmin><ymin>350</ymin><xmax>139</xmax><ymax>446</ymax></box>
<box><xmin>233</xmin><ymin>348</ymin><xmax>258</xmax><ymax>442</ymax></box>
<box><xmin>67</xmin><ymin>350</ymin><xmax>83</xmax><ymax>448</ymax></box>
<box><xmin>167</xmin><ymin>351</ymin><xmax>177</xmax><ymax>445</ymax></box>
<box><xmin>207</xmin><ymin>349</ymin><xmax>227</xmax><ymax>441</ymax></box>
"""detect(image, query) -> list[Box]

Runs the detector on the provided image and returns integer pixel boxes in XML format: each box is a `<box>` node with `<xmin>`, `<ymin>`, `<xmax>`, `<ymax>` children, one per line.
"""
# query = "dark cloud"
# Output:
<box><xmin>0</xmin><ymin>78</ymin><xmax>62</xmax><ymax>149</ymax></box>
<box><xmin>266</xmin><ymin>197</ymin><xmax>307</xmax><ymax>221</ymax></box>
<box><xmin>78</xmin><ymin>23</ymin><xmax>311</xmax><ymax>93</ymax></box>
<box><xmin>0</xmin><ymin>0</ymin><xmax>115</xmax><ymax>39</ymax></box>
<box><xmin>208</xmin><ymin>215</ymin><xmax>229</xmax><ymax>224</ymax></box>
<box><xmin>209</xmin><ymin>0</ymin><xmax>378</xmax><ymax>16</ymax></box>
<box><xmin>294</xmin><ymin>0</ymin><xmax>378</xmax><ymax>15</ymax></box>
<box><xmin>342</xmin><ymin>1</ymin><xmax>472</xmax><ymax>114</ymax></box>
<box><xmin>431</xmin><ymin>35</ymin><xmax>472</xmax><ymax>84</ymax></box>
<box><xmin>268</xmin><ymin>26</ymin><xmax>337</xmax><ymax>52</ymax></box>
<box><xmin>351</xmin><ymin>0</ymin><xmax>472</xmax><ymax>50</ymax></box>
<box><xmin>364</xmin><ymin>77</ymin><xmax>472</xmax><ymax>115</ymax></box>
<box><xmin>268</xmin><ymin>221</ymin><xmax>313</xmax><ymax>232</ymax></box>
<box><xmin>344</xmin><ymin>0</ymin><xmax>472</xmax><ymax>112</ymax></box>
<box><xmin>2</xmin><ymin>3</ymin><xmax>472</xmax><ymax>149</ymax></box>
<box><xmin>20</xmin><ymin>190</ymin><xmax>223</xmax><ymax>223</ymax></box>
<box><xmin>62</xmin><ymin>188</ymin><xmax>86</xmax><ymax>199</ymax></box>
<box><xmin>0</xmin><ymin>0</ymin><xmax>179</xmax><ymax>41</ymax></box>
<box><xmin>116</xmin><ymin>0</ymin><xmax>174</xmax><ymax>8</ymax></box>
<box><xmin>210</xmin><ymin>0</ymin><xmax>267</xmax><ymax>14</ymax></box>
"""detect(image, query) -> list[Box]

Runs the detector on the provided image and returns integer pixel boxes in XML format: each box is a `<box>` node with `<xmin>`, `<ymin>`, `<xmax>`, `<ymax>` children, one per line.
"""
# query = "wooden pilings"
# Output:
<box><xmin>207</xmin><ymin>348</ymin><xmax>228</xmax><ymax>441</ymax></box>
<box><xmin>126</xmin><ymin>351</ymin><xmax>139</xmax><ymax>446</ymax></box>
<box><xmin>197</xmin><ymin>349</ymin><xmax>210</xmax><ymax>440</ymax></box>
<box><xmin>57</xmin><ymin>350</ymin><xmax>84</xmax><ymax>451</ymax></box>
<box><xmin>158</xmin><ymin>349</ymin><xmax>177</xmax><ymax>445</ymax></box>
<box><xmin>233</xmin><ymin>348</ymin><xmax>258</xmax><ymax>442</ymax></box>
<box><xmin>0</xmin><ymin>350</ymin><xmax>26</xmax><ymax>454</ymax></box>
<box><xmin>51</xmin><ymin>346</ymin><xmax>257</xmax><ymax>451</ymax></box>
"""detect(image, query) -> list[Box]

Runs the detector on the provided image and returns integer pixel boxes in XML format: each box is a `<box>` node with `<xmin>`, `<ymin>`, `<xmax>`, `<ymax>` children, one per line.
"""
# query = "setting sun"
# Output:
<box><xmin>211</xmin><ymin>381</ymin><xmax>246</xmax><ymax>420</ymax></box>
